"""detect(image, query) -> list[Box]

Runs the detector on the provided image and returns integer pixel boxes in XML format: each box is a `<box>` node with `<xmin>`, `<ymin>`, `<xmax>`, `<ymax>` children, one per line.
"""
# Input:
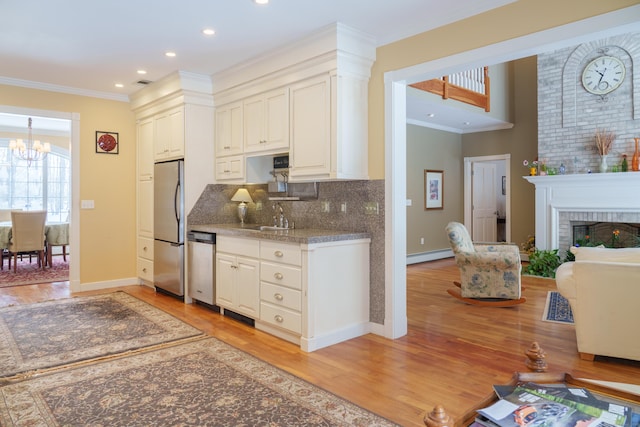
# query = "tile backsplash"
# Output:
<box><xmin>188</xmin><ymin>180</ymin><xmax>386</xmax><ymax>324</ymax></box>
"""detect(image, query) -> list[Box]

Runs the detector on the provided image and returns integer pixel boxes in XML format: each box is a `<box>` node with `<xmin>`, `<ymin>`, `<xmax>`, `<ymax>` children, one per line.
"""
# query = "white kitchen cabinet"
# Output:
<box><xmin>259</xmin><ymin>241</ymin><xmax>303</xmax><ymax>335</ymax></box>
<box><xmin>215</xmin><ymin>101</ymin><xmax>243</xmax><ymax>157</ymax></box>
<box><xmin>216</xmin><ymin>236</ymin><xmax>260</xmax><ymax>318</ymax></box>
<box><xmin>255</xmin><ymin>237</ymin><xmax>371</xmax><ymax>352</ymax></box>
<box><xmin>137</xmin><ymin>117</ymin><xmax>154</xmax><ymax>180</ymax></box>
<box><xmin>288</xmin><ymin>74</ymin><xmax>331</xmax><ymax>180</ymax></box>
<box><xmin>215</xmin><ymin>155</ymin><xmax>244</xmax><ymax>182</ymax></box>
<box><xmin>212</xmin><ymin>233</ymin><xmax>370</xmax><ymax>352</ymax></box>
<box><xmin>137</xmin><ymin>117</ymin><xmax>154</xmax><ymax>284</ymax></box>
<box><xmin>289</xmin><ymin>73</ymin><xmax>369</xmax><ymax>181</ymax></box>
<box><xmin>243</xmin><ymin>88</ymin><xmax>289</xmax><ymax>154</ymax></box>
<box><xmin>154</xmin><ymin>106</ymin><xmax>184</xmax><ymax>161</ymax></box>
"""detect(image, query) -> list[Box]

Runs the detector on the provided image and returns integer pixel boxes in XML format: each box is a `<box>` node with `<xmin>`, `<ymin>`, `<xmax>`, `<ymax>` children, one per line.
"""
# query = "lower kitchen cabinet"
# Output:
<box><xmin>215</xmin><ymin>236</ymin><xmax>260</xmax><ymax>318</ymax></box>
<box><xmin>214</xmin><ymin>233</ymin><xmax>370</xmax><ymax>352</ymax></box>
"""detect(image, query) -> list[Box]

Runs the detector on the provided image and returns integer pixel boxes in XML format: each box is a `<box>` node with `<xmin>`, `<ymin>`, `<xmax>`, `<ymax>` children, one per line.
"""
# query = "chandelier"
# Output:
<box><xmin>9</xmin><ymin>117</ymin><xmax>51</xmax><ymax>166</ymax></box>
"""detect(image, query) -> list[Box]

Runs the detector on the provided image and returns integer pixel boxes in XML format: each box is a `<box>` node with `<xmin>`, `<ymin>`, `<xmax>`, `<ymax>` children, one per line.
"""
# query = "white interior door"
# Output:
<box><xmin>472</xmin><ymin>162</ymin><xmax>497</xmax><ymax>241</ymax></box>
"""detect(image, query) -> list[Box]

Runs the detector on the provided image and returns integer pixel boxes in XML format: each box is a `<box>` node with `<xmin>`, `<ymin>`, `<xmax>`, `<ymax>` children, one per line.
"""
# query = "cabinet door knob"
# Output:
<box><xmin>274</xmin><ymin>250</ymin><xmax>283</xmax><ymax>258</ymax></box>
<box><xmin>142</xmin><ymin>268</ymin><xmax>147</xmax><ymax>273</ymax></box>
<box><xmin>274</xmin><ymin>314</ymin><xmax>284</xmax><ymax>323</ymax></box>
<box><xmin>274</xmin><ymin>293</ymin><xmax>284</xmax><ymax>301</ymax></box>
<box><xmin>143</xmin><ymin>246</ymin><xmax>148</xmax><ymax>251</ymax></box>
<box><xmin>274</xmin><ymin>272</ymin><xmax>283</xmax><ymax>280</ymax></box>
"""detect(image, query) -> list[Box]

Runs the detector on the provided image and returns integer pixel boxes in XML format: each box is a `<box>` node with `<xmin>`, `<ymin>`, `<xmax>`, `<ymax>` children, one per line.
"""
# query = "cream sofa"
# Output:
<box><xmin>555</xmin><ymin>246</ymin><xmax>640</xmax><ymax>362</ymax></box>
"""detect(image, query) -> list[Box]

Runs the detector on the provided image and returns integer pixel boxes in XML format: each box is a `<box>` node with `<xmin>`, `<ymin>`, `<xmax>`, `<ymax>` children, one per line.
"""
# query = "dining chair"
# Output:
<box><xmin>0</xmin><ymin>209</ymin><xmax>19</xmax><ymax>270</ymax></box>
<box><xmin>8</xmin><ymin>210</ymin><xmax>47</xmax><ymax>272</ymax></box>
<box><xmin>0</xmin><ymin>209</ymin><xmax>13</xmax><ymax>222</ymax></box>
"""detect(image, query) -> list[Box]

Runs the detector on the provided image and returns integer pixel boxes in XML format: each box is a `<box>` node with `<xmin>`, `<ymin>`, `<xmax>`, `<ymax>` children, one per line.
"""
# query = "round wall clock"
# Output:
<box><xmin>581</xmin><ymin>55</ymin><xmax>626</xmax><ymax>95</ymax></box>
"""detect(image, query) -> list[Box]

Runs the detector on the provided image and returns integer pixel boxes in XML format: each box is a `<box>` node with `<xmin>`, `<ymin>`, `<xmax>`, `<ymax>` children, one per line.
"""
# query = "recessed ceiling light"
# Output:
<box><xmin>202</xmin><ymin>28</ymin><xmax>215</xmax><ymax>36</ymax></box>
<box><xmin>137</xmin><ymin>70</ymin><xmax>147</xmax><ymax>75</ymax></box>
<box><xmin>254</xmin><ymin>0</ymin><xmax>269</xmax><ymax>4</ymax></box>
<box><xmin>463</xmin><ymin>121</ymin><xmax>471</xmax><ymax>126</ymax></box>
<box><xmin>165</xmin><ymin>51</ymin><xmax>176</xmax><ymax>58</ymax></box>
<box><xmin>427</xmin><ymin>113</ymin><xmax>435</xmax><ymax>118</ymax></box>
<box><xmin>115</xmin><ymin>83</ymin><xmax>124</xmax><ymax>88</ymax></box>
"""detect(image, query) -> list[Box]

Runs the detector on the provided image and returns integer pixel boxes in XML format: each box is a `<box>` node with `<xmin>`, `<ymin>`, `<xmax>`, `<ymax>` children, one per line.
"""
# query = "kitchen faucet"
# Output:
<box><xmin>271</xmin><ymin>202</ymin><xmax>291</xmax><ymax>229</ymax></box>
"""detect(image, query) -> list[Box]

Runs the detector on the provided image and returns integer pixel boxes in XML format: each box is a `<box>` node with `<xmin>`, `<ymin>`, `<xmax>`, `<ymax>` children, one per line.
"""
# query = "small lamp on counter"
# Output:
<box><xmin>231</xmin><ymin>188</ymin><xmax>253</xmax><ymax>224</ymax></box>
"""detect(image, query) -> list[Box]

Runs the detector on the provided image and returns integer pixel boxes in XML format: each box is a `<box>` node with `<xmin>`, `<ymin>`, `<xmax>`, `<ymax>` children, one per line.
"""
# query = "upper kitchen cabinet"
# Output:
<box><xmin>212</xmin><ymin>23</ymin><xmax>375</xmax><ymax>182</ymax></box>
<box><xmin>215</xmin><ymin>101</ymin><xmax>243</xmax><ymax>157</ymax></box>
<box><xmin>243</xmin><ymin>88</ymin><xmax>289</xmax><ymax>154</ymax></box>
<box><xmin>154</xmin><ymin>106</ymin><xmax>184</xmax><ymax>161</ymax></box>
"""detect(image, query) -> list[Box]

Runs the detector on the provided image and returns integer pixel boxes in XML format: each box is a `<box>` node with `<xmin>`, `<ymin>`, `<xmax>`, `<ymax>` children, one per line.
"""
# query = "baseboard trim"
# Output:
<box><xmin>407</xmin><ymin>249</ymin><xmax>453</xmax><ymax>265</ymax></box>
<box><xmin>72</xmin><ymin>277</ymin><xmax>140</xmax><ymax>292</ymax></box>
<box><xmin>300</xmin><ymin>322</ymin><xmax>371</xmax><ymax>352</ymax></box>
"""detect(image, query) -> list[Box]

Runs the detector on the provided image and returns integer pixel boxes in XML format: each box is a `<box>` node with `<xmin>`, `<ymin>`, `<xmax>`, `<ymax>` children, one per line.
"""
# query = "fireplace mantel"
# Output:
<box><xmin>524</xmin><ymin>173</ymin><xmax>640</xmax><ymax>250</ymax></box>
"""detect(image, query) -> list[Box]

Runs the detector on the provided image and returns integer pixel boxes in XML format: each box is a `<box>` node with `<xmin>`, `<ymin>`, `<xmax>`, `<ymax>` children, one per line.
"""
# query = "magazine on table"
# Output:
<box><xmin>478</xmin><ymin>383</ymin><xmax>632</xmax><ymax>427</ymax></box>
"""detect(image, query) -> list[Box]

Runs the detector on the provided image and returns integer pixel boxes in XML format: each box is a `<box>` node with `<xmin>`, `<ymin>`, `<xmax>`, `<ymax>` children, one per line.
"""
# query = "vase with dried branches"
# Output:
<box><xmin>594</xmin><ymin>129</ymin><xmax>615</xmax><ymax>173</ymax></box>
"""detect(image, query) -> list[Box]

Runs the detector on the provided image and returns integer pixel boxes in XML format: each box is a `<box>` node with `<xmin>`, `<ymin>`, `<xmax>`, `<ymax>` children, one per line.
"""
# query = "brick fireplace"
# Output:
<box><xmin>524</xmin><ymin>173</ymin><xmax>640</xmax><ymax>255</ymax></box>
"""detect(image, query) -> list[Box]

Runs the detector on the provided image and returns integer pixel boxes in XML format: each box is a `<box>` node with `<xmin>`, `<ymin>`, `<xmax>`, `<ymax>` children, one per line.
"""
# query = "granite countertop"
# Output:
<box><xmin>189</xmin><ymin>223</ymin><xmax>370</xmax><ymax>244</ymax></box>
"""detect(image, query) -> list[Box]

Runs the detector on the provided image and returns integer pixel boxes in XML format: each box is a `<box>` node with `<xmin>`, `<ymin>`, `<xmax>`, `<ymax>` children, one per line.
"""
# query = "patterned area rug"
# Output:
<box><xmin>0</xmin><ymin>292</ymin><xmax>204</xmax><ymax>381</ymax></box>
<box><xmin>0</xmin><ymin>337</ymin><xmax>398</xmax><ymax>426</ymax></box>
<box><xmin>0</xmin><ymin>257</ymin><xmax>69</xmax><ymax>288</ymax></box>
<box><xmin>542</xmin><ymin>291</ymin><xmax>575</xmax><ymax>324</ymax></box>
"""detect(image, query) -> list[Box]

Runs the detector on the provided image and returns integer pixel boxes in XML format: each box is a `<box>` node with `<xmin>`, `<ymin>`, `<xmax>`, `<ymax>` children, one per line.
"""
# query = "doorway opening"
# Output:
<box><xmin>0</xmin><ymin>105</ymin><xmax>80</xmax><ymax>290</ymax></box>
<box><xmin>464</xmin><ymin>154</ymin><xmax>510</xmax><ymax>243</ymax></box>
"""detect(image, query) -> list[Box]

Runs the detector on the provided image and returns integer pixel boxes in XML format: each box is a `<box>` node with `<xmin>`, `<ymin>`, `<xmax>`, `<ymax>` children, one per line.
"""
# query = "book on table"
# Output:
<box><xmin>477</xmin><ymin>382</ymin><xmax>634</xmax><ymax>427</ymax></box>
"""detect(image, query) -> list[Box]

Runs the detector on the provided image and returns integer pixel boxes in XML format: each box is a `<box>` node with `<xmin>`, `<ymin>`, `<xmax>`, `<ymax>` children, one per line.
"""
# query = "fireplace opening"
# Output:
<box><xmin>572</xmin><ymin>222</ymin><xmax>640</xmax><ymax>249</ymax></box>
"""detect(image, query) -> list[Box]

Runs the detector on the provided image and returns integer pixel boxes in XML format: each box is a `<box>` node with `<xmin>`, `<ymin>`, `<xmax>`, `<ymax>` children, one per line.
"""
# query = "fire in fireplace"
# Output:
<box><xmin>572</xmin><ymin>222</ymin><xmax>640</xmax><ymax>248</ymax></box>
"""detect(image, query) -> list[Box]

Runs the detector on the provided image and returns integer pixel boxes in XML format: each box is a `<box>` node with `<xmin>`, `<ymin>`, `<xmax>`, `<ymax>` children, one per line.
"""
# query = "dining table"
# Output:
<box><xmin>0</xmin><ymin>221</ymin><xmax>70</xmax><ymax>266</ymax></box>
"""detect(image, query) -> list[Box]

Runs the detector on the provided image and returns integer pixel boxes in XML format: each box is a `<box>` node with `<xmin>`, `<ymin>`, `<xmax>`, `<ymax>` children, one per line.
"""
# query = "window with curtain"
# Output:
<box><xmin>0</xmin><ymin>139</ymin><xmax>71</xmax><ymax>222</ymax></box>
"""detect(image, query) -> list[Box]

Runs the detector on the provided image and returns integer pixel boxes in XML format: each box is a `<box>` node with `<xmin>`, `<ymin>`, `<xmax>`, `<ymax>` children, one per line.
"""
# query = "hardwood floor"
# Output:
<box><xmin>1</xmin><ymin>259</ymin><xmax>639</xmax><ymax>427</ymax></box>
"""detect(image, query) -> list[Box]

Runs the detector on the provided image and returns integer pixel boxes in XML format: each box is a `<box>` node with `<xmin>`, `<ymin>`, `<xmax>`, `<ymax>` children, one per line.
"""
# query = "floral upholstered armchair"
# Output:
<box><xmin>445</xmin><ymin>221</ymin><xmax>525</xmax><ymax>306</ymax></box>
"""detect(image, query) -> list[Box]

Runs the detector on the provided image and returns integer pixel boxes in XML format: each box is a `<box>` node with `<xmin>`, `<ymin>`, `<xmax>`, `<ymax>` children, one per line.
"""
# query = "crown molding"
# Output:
<box><xmin>0</xmin><ymin>76</ymin><xmax>129</xmax><ymax>102</ymax></box>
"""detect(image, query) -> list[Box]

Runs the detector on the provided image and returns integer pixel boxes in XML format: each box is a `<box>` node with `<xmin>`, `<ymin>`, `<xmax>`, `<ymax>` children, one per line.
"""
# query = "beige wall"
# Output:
<box><xmin>406</xmin><ymin>126</ymin><xmax>463</xmax><ymax>254</ymax></box>
<box><xmin>461</xmin><ymin>57</ymin><xmax>538</xmax><ymax>249</ymax></box>
<box><xmin>368</xmin><ymin>0</ymin><xmax>639</xmax><ymax>180</ymax></box>
<box><xmin>1</xmin><ymin>84</ymin><xmax>137</xmax><ymax>284</ymax></box>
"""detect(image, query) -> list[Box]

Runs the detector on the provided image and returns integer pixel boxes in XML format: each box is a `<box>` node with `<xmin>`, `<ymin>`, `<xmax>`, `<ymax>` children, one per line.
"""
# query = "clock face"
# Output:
<box><xmin>581</xmin><ymin>55</ymin><xmax>626</xmax><ymax>95</ymax></box>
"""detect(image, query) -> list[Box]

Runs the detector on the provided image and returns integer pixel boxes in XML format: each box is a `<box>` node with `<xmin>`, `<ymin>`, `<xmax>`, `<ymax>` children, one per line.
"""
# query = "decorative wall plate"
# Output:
<box><xmin>96</xmin><ymin>131</ymin><xmax>119</xmax><ymax>154</ymax></box>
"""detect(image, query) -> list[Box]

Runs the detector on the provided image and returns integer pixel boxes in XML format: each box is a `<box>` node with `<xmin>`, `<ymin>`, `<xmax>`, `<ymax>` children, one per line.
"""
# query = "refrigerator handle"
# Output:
<box><xmin>174</xmin><ymin>181</ymin><xmax>181</xmax><ymax>223</ymax></box>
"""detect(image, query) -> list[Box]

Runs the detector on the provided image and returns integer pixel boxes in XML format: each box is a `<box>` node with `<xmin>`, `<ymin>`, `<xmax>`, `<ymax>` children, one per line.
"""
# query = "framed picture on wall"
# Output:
<box><xmin>424</xmin><ymin>170</ymin><xmax>444</xmax><ymax>210</ymax></box>
<box><xmin>95</xmin><ymin>131</ymin><xmax>119</xmax><ymax>154</ymax></box>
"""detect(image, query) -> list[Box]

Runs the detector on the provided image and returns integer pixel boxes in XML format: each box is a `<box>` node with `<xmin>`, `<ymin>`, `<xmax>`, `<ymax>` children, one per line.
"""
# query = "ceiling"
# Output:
<box><xmin>0</xmin><ymin>0</ymin><xmax>518</xmax><ymax>133</ymax></box>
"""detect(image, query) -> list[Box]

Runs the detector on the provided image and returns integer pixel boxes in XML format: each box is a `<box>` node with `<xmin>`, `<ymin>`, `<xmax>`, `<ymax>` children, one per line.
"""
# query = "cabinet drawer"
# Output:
<box><xmin>260</xmin><ymin>240</ymin><xmax>301</xmax><ymax>266</ymax></box>
<box><xmin>138</xmin><ymin>257</ymin><xmax>153</xmax><ymax>282</ymax></box>
<box><xmin>137</xmin><ymin>237</ymin><xmax>154</xmax><ymax>260</ymax></box>
<box><xmin>260</xmin><ymin>262</ymin><xmax>301</xmax><ymax>290</ymax></box>
<box><xmin>260</xmin><ymin>302</ymin><xmax>301</xmax><ymax>334</ymax></box>
<box><xmin>261</xmin><ymin>282</ymin><xmax>301</xmax><ymax>311</ymax></box>
<box><xmin>217</xmin><ymin>236</ymin><xmax>260</xmax><ymax>258</ymax></box>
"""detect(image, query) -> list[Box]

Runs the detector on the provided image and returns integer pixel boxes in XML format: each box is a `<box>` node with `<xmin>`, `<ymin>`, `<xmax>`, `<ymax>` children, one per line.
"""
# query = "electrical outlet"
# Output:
<box><xmin>321</xmin><ymin>201</ymin><xmax>331</xmax><ymax>213</ymax></box>
<box><xmin>420</xmin><ymin>237</ymin><xmax>424</xmax><ymax>245</ymax></box>
<box><xmin>364</xmin><ymin>202</ymin><xmax>379</xmax><ymax>215</ymax></box>
<box><xmin>255</xmin><ymin>202</ymin><xmax>263</xmax><ymax>211</ymax></box>
<box><xmin>340</xmin><ymin>202</ymin><xmax>347</xmax><ymax>213</ymax></box>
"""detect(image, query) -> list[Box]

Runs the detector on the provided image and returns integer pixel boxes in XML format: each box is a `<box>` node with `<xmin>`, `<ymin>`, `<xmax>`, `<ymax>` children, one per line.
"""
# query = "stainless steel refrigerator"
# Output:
<box><xmin>154</xmin><ymin>159</ymin><xmax>185</xmax><ymax>297</ymax></box>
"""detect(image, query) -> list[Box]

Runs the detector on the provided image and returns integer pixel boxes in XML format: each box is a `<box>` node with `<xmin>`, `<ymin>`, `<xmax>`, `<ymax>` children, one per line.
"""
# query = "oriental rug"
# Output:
<box><xmin>0</xmin><ymin>337</ymin><xmax>398</xmax><ymax>427</ymax></box>
<box><xmin>0</xmin><ymin>292</ymin><xmax>204</xmax><ymax>381</ymax></box>
<box><xmin>541</xmin><ymin>291</ymin><xmax>574</xmax><ymax>324</ymax></box>
<box><xmin>0</xmin><ymin>257</ymin><xmax>69</xmax><ymax>288</ymax></box>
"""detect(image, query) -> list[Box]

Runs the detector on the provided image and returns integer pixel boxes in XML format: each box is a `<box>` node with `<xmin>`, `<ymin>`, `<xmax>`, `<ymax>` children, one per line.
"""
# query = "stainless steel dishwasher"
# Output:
<box><xmin>187</xmin><ymin>231</ymin><xmax>217</xmax><ymax>309</ymax></box>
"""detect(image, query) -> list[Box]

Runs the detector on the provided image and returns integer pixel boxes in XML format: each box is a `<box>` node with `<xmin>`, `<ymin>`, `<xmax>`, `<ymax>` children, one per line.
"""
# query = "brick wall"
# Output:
<box><xmin>537</xmin><ymin>32</ymin><xmax>640</xmax><ymax>173</ymax></box>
